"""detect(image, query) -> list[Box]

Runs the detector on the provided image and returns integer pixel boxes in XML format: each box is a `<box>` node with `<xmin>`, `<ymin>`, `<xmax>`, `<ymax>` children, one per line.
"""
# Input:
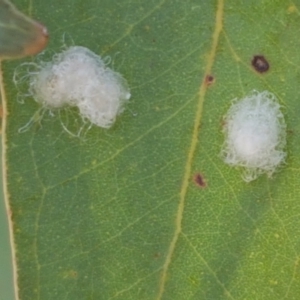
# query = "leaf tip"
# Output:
<box><xmin>22</xmin><ymin>21</ymin><xmax>49</xmax><ymax>56</ymax></box>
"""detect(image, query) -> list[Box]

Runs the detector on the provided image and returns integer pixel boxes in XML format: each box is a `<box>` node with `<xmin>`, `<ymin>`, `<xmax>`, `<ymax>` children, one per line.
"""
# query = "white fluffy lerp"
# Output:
<box><xmin>29</xmin><ymin>46</ymin><xmax>130</xmax><ymax>128</ymax></box>
<box><xmin>221</xmin><ymin>90</ymin><xmax>287</xmax><ymax>182</ymax></box>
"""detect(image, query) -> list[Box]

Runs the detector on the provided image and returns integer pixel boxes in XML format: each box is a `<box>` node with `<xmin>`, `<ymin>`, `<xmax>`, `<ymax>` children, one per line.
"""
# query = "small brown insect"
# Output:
<box><xmin>251</xmin><ymin>55</ymin><xmax>269</xmax><ymax>73</ymax></box>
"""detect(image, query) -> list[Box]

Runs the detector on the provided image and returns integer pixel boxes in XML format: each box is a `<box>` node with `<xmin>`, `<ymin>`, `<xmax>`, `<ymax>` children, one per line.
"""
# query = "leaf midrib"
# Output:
<box><xmin>156</xmin><ymin>1</ymin><xmax>225</xmax><ymax>298</ymax></box>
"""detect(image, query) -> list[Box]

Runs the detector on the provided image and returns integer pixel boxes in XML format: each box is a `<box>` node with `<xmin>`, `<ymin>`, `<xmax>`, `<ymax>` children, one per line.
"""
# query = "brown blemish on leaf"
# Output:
<box><xmin>193</xmin><ymin>173</ymin><xmax>206</xmax><ymax>188</ymax></box>
<box><xmin>205</xmin><ymin>74</ymin><xmax>215</xmax><ymax>85</ymax></box>
<box><xmin>252</xmin><ymin>55</ymin><xmax>269</xmax><ymax>73</ymax></box>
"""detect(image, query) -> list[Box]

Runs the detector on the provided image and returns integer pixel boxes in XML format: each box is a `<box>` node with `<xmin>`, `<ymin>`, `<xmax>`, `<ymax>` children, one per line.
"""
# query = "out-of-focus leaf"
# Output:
<box><xmin>0</xmin><ymin>0</ymin><xmax>48</xmax><ymax>59</ymax></box>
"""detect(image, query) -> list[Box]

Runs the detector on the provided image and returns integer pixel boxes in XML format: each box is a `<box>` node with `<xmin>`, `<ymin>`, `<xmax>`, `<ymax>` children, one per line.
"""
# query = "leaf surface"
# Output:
<box><xmin>2</xmin><ymin>1</ymin><xmax>300</xmax><ymax>299</ymax></box>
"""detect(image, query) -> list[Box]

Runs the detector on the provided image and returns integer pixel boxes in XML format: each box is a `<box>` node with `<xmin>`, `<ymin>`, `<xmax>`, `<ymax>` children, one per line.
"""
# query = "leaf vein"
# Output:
<box><xmin>156</xmin><ymin>1</ymin><xmax>224</xmax><ymax>298</ymax></box>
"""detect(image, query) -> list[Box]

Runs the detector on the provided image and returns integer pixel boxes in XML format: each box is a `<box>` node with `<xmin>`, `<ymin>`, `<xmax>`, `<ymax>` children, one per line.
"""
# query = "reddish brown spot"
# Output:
<box><xmin>193</xmin><ymin>173</ymin><xmax>206</xmax><ymax>188</ymax></box>
<box><xmin>153</xmin><ymin>252</ymin><xmax>161</xmax><ymax>259</ymax></box>
<box><xmin>205</xmin><ymin>74</ymin><xmax>215</xmax><ymax>85</ymax></box>
<box><xmin>252</xmin><ymin>55</ymin><xmax>269</xmax><ymax>73</ymax></box>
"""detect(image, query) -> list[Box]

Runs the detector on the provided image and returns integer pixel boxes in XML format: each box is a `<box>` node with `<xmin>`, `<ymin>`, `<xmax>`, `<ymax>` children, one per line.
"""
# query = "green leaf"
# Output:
<box><xmin>2</xmin><ymin>0</ymin><xmax>300</xmax><ymax>299</ymax></box>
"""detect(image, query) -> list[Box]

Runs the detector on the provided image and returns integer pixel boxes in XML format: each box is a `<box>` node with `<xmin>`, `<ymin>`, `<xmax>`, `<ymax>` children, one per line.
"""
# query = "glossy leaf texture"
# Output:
<box><xmin>2</xmin><ymin>1</ymin><xmax>300</xmax><ymax>299</ymax></box>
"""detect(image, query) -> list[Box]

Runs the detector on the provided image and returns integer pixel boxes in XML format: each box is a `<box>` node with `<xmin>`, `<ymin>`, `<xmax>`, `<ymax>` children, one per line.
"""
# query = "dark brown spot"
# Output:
<box><xmin>193</xmin><ymin>173</ymin><xmax>206</xmax><ymax>188</ymax></box>
<box><xmin>205</xmin><ymin>74</ymin><xmax>215</xmax><ymax>85</ymax></box>
<box><xmin>153</xmin><ymin>252</ymin><xmax>161</xmax><ymax>259</ymax></box>
<box><xmin>252</xmin><ymin>55</ymin><xmax>269</xmax><ymax>73</ymax></box>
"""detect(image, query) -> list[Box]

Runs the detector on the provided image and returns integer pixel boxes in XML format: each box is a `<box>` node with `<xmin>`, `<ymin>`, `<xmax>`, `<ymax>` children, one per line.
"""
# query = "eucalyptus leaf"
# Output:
<box><xmin>2</xmin><ymin>1</ymin><xmax>300</xmax><ymax>300</ymax></box>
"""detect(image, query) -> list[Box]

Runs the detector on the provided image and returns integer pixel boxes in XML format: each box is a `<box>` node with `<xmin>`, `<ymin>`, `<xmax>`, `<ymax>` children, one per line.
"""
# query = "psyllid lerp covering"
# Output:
<box><xmin>26</xmin><ymin>46</ymin><xmax>131</xmax><ymax>128</ymax></box>
<box><xmin>221</xmin><ymin>90</ymin><xmax>287</xmax><ymax>182</ymax></box>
